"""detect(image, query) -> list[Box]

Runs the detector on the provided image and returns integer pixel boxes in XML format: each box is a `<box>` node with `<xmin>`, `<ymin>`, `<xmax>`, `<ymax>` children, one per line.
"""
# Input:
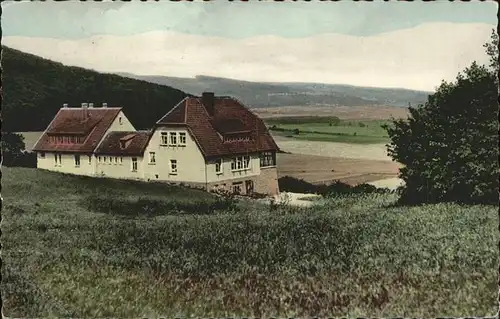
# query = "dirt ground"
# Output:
<box><xmin>253</xmin><ymin>105</ymin><xmax>410</xmax><ymax>120</ymax></box>
<box><xmin>277</xmin><ymin>152</ymin><xmax>400</xmax><ymax>186</ymax></box>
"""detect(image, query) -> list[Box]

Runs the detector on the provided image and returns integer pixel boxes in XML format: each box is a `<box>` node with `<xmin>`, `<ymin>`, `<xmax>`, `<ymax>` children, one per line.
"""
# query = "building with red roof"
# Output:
<box><xmin>33</xmin><ymin>93</ymin><xmax>280</xmax><ymax>196</ymax></box>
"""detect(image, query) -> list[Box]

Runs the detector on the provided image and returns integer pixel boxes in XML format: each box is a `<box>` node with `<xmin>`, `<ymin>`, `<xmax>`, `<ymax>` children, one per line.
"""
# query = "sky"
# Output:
<box><xmin>2</xmin><ymin>0</ymin><xmax>498</xmax><ymax>91</ymax></box>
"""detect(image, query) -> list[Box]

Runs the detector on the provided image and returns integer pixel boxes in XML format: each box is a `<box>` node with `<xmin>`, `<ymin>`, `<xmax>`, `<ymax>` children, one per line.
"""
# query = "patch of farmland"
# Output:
<box><xmin>277</xmin><ymin>153</ymin><xmax>401</xmax><ymax>186</ymax></box>
<box><xmin>276</xmin><ymin>138</ymin><xmax>392</xmax><ymax>162</ymax></box>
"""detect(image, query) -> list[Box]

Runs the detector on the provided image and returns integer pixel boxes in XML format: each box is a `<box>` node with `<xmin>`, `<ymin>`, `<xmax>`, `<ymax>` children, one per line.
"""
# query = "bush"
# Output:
<box><xmin>2</xmin><ymin>151</ymin><xmax>37</xmax><ymax>168</ymax></box>
<box><xmin>82</xmin><ymin>194</ymin><xmax>239</xmax><ymax>217</ymax></box>
<box><xmin>278</xmin><ymin>176</ymin><xmax>390</xmax><ymax>197</ymax></box>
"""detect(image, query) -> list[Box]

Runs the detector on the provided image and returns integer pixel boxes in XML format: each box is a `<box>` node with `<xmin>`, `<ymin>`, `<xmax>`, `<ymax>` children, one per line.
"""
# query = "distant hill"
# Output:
<box><xmin>117</xmin><ymin>73</ymin><xmax>430</xmax><ymax>108</ymax></box>
<box><xmin>2</xmin><ymin>47</ymin><xmax>188</xmax><ymax>132</ymax></box>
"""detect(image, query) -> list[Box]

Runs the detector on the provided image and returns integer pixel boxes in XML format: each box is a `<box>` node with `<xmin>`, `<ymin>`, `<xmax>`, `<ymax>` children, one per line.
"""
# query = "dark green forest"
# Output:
<box><xmin>1</xmin><ymin>47</ymin><xmax>188</xmax><ymax>132</ymax></box>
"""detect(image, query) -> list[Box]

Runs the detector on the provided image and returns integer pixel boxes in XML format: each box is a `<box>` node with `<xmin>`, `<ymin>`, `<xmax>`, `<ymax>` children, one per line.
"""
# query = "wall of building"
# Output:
<box><xmin>142</xmin><ymin>126</ymin><xmax>207</xmax><ymax>183</ymax></box>
<box><xmin>107</xmin><ymin>110</ymin><xmax>136</xmax><ymax>132</ymax></box>
<box><xmin>36</xmin><ymin>152</ymin><xmax>95</xmax><ymax>176</ymax></box>
<box><xmin>207</xmin><ymin>166</ymin><xmax>279</xmax><ymax>196</ymax></box>
<box><xmin>94</xmin><ymin>154</ymin><xmax>145</xmax><ymax>180</ymax></box>
<box><xmin>254</xmin><ymin>166</ymin><xmax>280</xmax><ymax>196</ymax></box>
<box><xmin>206</xmin><ymin>153</ymin><xmax>261</xmax><ymax>184</ymax></box>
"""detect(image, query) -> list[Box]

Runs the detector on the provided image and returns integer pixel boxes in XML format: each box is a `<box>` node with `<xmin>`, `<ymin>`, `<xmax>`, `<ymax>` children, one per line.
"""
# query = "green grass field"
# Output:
<box><xmin>265</xmin><ymin>117</ymin><xmax>391</xmax><ymax>144</ymax></box>
<box><xmin>2</xmin><ymin>168</ymin><xmax>497</xmax><ymax>317</ymax></box>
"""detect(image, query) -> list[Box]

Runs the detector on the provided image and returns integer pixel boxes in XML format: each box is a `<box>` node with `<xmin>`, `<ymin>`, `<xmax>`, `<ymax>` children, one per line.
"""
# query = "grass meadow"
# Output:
<box><xmin>265</xmin><ymin>117</ymin><xmax>391</xmax><ymax>144</ymax></box>
<box><xmin>2</xmin><ymin>167</ymin><xmax>498</xmax><ymax>317</ymax></box>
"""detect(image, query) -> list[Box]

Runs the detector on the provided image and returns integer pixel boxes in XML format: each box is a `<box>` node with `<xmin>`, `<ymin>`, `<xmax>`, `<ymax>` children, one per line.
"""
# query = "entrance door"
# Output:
<box><xmin>245</xmin><ymin>180</ymin><xmax>254</xmax><ymax>195</ymax></box>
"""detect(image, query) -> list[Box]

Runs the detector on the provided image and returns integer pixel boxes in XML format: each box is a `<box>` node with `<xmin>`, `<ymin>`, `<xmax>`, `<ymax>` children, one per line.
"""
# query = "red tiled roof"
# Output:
<box><xmin>157</xmin><ymin>98</ymin><xmax>187</xmax><ymax>124</ymax></box>
<box><xmin>156</xmin><ymin>96</ymin><xmax>279</xmax><ymax>158</ymax></box>
<box><xmin>95</xmin><ymin>131</ymin><xmax>152</xmax><ymax>156</ymax></box>
<box><xmin>32</xmin><ymin>107</ymin><xmax>121</xmax><ymax>153</ymax></box>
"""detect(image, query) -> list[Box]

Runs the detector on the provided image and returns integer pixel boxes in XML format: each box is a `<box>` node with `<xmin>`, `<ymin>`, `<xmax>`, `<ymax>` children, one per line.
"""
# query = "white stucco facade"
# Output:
<box><xmin>106</xmin><ymin>110</ymin><xmax>135</xmax><ymax>132</ymax></box>
<box><xmin>142</xmin><ymin>126</ymin><xmax>206</xmax><ymax>183</ymax></box>
<box><xmin>36</xmin><ymin>152</ymin><xmax>94</xmax><ymax>176</ymax></box>
<box><xmin>94</xmin><ymin>154</ymin><xmax>145</xmax><ymax>180</ymax></box>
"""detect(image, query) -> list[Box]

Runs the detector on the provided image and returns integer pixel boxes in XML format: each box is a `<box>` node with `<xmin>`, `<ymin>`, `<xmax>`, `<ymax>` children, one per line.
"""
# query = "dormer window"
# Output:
<box><xmin>119</xmin><ymin>133</ymin><xmax>136</xmax><ymax>149</ymax></box>
<box><xmin>223</xmin><ymin>133</ymin><xmax>251</xmax><ymax>143</ymax></box>
<box><xmin>49</xmin><ymin>134</ymin><xmax>84</xmax><ymax>144</ymax></box>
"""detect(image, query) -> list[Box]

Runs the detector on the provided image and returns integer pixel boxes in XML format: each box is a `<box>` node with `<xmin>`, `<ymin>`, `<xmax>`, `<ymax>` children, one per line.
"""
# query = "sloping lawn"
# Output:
<box><xmin>2</xmin><ymin>168</ymin><xmax>497</xmax><ymax>317</ymax></box>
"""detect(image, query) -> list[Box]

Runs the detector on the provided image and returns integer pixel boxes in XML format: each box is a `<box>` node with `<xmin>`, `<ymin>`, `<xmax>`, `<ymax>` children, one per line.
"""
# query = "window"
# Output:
<box><xmin>131</xmin><ymin>157</ymin><xmax>138</xmax><ymax>172</ymax></box>
<box><xmin>245</xmin><ymin>180</ymin><xmax>254</xmax><ymax>194</ymax></box>
<box><xmin>74</xmin><ymin>154</ymin><xmax>81</xmax><ymax>167</ymax></box>
<box><xmin>215</xmin><ymin>158</ymin><xmax>223</xmax><ymax>174</ymax></box>
<box><xmin>149</xmin><ymin>152</ymin><xmax>156</xmax><ymax>164</ymax></box>
<box><xmin>103</xmin><ymin>156</ymin><xmax>107</xmax><ymax>163</ymax></box>
<box><xmin>54</xmin><ymin>153</ymin><xmax>62</xmax><ymax>166</ymax></box>
<box><xmin>119</xmin><ymin>116</ymin><xmax>123</xmax><ymax>125</ymax></box>
<box><xmin>243</xmin><ymin>156</ymin><xmax>250</xmax><ymax>169</ymax></box>
<box><xmin>39</xmin><ymin>152</ymin><xmax>45</xmax><ymax>159</ymax></box>
<box><xmin>231</xmin><ymin>156</ymin><xmax>251</xmax><ymax>171</ymax></box>
<box><xmin>232</xmin><ymin>182</ymin><xmax>242</xmax><ymax>194</ymax></box>
<box><xmin>170</xmin><ymin>159</ymin><xmax>178</xmax><ymax>174</ymax></box>
<box><xmin>161</xmin><ymin>132</ymin><xmax>169</xmax><ymax>145</ymax></box>
<box><xmin>260</xmin><ymin>151</ymin><xmax>276</xmax><ymax>167</ymax></box>
<box><xmin>98</xmin><ymin>156</ymin><xmax>102</xmax><ymax>163</ymax></box>
<box><xmin>179</xmin><ymin>132</ymin><xmax>186</xmax><ymax>145</ymax></box>
<box><xmin>88</xmin><ymin>155</ymin><xmax>92</xmax><ymax>164</ymax></box>
<box><xmin>120</xmin><ymin>157</ymin><xmax>123</xmax><ymax>164</ymax></box>
<box><xmin>169</xmin><ymin>132</ymin><xmax>177</xmax><ymax>145</ymax></box>
<box><xmin>114</xmin><ymin>157</ymin><xmax>118</xmax><ymax>164</ymax></box>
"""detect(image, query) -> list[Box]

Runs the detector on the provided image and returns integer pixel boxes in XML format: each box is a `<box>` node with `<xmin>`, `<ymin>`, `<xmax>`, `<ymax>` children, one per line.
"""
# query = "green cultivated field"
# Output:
<box><xmin>266</xmin><ymin>117</ymin><xmax>391</xmax><ymax>144</ymax></box>
<box><xmin>2</xmin><ymin>168</ymin><xmax>497</xmax><ymax>317</ymax></box>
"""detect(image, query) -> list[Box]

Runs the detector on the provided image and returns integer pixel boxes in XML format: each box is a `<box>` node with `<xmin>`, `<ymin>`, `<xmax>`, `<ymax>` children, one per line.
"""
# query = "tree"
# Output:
<box><xmin>1</xmin><ymin>132</ymin><xmax>26</xmax><ymax>154</ymax></box>
<box><xmin>1</xmin><ymin>132</ymin><xmax>36</xmax><ymax>167</ymax></box>
<box><xmin>483</xmin><ymin>28</ymin><xmax>499</xmax><ymax>71</ymax></box>
<box><xmin>383</xmin><ymin>33</ymin><xmax>499</xmax><ymax>205</ymax></box>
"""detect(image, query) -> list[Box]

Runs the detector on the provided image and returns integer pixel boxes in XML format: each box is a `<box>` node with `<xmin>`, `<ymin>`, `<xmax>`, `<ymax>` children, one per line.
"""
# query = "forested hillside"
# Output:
<box><xmin>2</xmin><ymin>47</ymin><xmax>188</xmax><ymax>132</ymax></box>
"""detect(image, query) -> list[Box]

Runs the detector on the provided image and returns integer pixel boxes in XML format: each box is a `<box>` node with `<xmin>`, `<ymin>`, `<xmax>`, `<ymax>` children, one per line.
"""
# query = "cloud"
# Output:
<box><xmin>3</xmin><ymin>22</ymin><xmax>494</xmax><ymax>91</ymax></box>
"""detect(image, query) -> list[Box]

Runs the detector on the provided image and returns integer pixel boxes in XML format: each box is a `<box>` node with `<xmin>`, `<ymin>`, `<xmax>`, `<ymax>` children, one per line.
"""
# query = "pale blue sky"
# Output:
<box><xmin>2</xmin><ymin>0</ymin><xmax>497</xmax><ymax>39</ymax></box>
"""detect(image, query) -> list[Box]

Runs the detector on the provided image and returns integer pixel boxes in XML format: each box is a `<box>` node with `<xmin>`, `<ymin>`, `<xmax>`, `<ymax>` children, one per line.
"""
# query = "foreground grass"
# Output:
<box><xmin>2</xmin><ymin>168</ymin><xmax>498</xmax><ymax>317</ymax></box>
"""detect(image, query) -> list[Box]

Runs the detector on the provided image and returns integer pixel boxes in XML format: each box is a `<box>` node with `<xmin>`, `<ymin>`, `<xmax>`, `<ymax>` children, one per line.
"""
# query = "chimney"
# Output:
<box><xmin>81</xmin><ymin>102</ymin><xmax>88</xmax><ymax>108</ymax></box>
<box><xmin>102</xmin><ymin>102</ymin><xmax>108</xmax><ymax>108</ymax></box>
<box><xmin>62</xmin><ymin>103</ymin><xmax>68</xmax><ymax>108</ymax></box>
<box><xmin>202</xmin><ymin>92</ymin><xmax>215</xmax><ymax>116</ymax></box>
<box><xmin>89</xmin><ymin>103</ymin><xmax>94</xmax><ymax>108</ymax></box>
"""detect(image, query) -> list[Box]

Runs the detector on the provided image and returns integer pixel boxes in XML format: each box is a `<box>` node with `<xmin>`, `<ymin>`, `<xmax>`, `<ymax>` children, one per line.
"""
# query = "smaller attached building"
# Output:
<box><xmin>32</xmin><ymin>103</ymin><xmax>135</xmax><ymax>176</ymax></box>
<box><xmin>94</xmin><ymin>131</ymin><xmax>152</xmax><ymax>180</ymax></box>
